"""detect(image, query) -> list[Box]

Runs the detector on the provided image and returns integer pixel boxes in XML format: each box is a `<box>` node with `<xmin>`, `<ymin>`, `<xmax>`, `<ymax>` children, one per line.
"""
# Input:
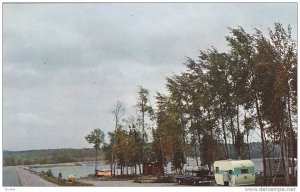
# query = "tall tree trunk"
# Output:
<box><xmin>290</xmin><ymin>129</ymin><xmax>296</xmax><ymax>181</ymax></box>
<box><xmin>159</xmin><ymin>134</ymin><xmax>165</xmax><ymax>172</ymax></box>
<box><xmin>280</xmin><ymin>134</ymin><xmax>290</xmax><ymax>185</ymax></box>
<box><xmin>284</xmin><ymin>133</ymin><xmax>290</xmax><ymax>185</ymax></box>
<box><xmin>206</xmin><ymin>108</ymin><xmax>214</xmax><ymax>159</ymax></box>
<box><xmin>245</xmin><ymin>113</ymin><xmax>251</xmax><ymax>159</ymax></box>
<box><xmin>110</xmin><ymin>148</ymin><xmax>113</xmax><ymax>176</ymax></box>
<box><xmin>283</xmin><ymin>117</ymin><xmax>290</xmax><ymax>185</ymax></box>
<box><xmin>272</xmin><ymin>133</ymin><xmax>276</xmax><ymax>175</ymax></box>
<box><xmin>280</xmin><ymin>119</ymin><xmax>290</xmax><ymax>185</ymax></box>
<box><xmin>142</xmin><ymin>101</ymin><xmax>145</xmax><ymax>172</ymax></box>
<box><xmin>236</xmin><ymin>104</ymin><xmax>239</xmax><ymax>133</ymax></box>
<box><xmin>254</xmin><ymin>94</ymin><xmax>267</xmax><ymax>184</ymax></box>
<box><xmin>287</xmin><ymin>90</ymin><xmax>295</xmax><ymax>181</ymax></box>
<box><xmin>265</xmin><ymin>139</ymin><xmax>273</xmax><ymax>177</ymax></box>
<box><xmin>95</xmin><ymin>147</ymin><xmax>98</xmax><ymax>174</ymax></box>
<box><xmin>208</xmin><ymin>109</ymin><xmax>213</xmax><ymax>136</ymax></box>
<box><xmin>236</xmin><ymin>104</ymin><xmax>241</xmax><ymax>159</ymax></box>
<box><xmin>180</xmin><ymin>114</ymin><xmax>186</xmax><ymax>164</ymax></box>
<box><xmin>230</xmin><ymin>115</ymin><xmax>236</xmax><ymax>158</ymax></box>
<box><xmin>113</xmin><ymin>161</ymin><xmax>116</xmax><ymax>176</ymax></box>
<box><xmin>124</xmin><ymin>156</ymin><xmax>127</xmax><ymax>175</ymax></box>
<box><xmin>220</xmin><ymin>103</ymin><xmax>229</xmax><ymax>159</ymax></box>
<box><xmin>197</xmin><ymin>130</ymin><xmax>202</xmax><ymax>164</ymax></box>
<box><xmin>247</xmin><ymin>132</ymin><xmax>251</xmax><ymax>159</ymax></box>
<box><xmin>194</xmin><ymin>132</ymin><xmax>199</xmax><ymax>166</ymax></box>
<box><xmin>138</xmin><ymin>162</ymin><xmax>141</xmax><ymax>175</ymax></box>
<box><xmin>112</xmin><ymin>117</ymin><xmax>118</xmax><ymax>177</ymax></box>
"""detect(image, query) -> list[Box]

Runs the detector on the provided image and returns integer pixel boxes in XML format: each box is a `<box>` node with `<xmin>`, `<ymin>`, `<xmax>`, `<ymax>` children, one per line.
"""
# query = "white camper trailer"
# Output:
<box><xmin>214</xmin><ymin>160</ymin><xmax>255</xmax><ymax>186</ymax></box>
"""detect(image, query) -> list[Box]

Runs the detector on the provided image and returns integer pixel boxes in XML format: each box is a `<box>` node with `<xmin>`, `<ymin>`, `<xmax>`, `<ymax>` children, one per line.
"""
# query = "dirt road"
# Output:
<box><xmin>77</xmin><ymin>178</ymin><xmax>182</xmax><ymax>187</ymax></box>
<box><xmin>3</xmin><ymin>166</ymin><xmax>57</xmax><ymax>187</ymax></box>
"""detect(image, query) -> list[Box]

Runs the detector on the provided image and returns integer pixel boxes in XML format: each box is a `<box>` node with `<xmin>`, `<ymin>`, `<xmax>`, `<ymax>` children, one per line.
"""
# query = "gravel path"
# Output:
<box><xmin>3</xmin><ymin>166</ymin><xmax>57</xmax><ymax>187</ymax></box>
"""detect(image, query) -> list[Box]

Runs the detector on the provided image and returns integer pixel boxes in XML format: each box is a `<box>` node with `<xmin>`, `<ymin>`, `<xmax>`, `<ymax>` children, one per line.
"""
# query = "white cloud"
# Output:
<box><xmin>3</xmin><ymin>2</ymin><xmax>297</xmax><ymax>150</ymax></box>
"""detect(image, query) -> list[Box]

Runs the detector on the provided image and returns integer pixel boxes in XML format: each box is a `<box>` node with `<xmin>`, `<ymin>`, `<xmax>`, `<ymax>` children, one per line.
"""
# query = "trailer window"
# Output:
<box><xmin>216</xmin><ymin>167</ymin><xmax>219</xmax><ymax>173</ymax></box>
<box><xmin>241</xmin><ymin>169</ymin><xmax>249</xmax><ymax>174</ymax></box>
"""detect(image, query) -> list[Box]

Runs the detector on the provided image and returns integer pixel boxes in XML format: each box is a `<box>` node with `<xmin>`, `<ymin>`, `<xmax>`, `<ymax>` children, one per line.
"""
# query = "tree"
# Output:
<box><xmin>165</xmin><ymin>74</ymin><xmax>191</xmax><ymax>165</ymax></box>
<box><xmin>184</xmin><ymin>58</ymin><xmax>218</xmax><ymax>163</ymax></box>
<box><xmin>136</xmin><ymin>86</ymin><xmax>153</xmax><ymax>167</ymax></box>
<box><xmin>112</xmin><ymin>101</ymin><xmax>126</xmax><ymax>131</ymax></box>
<box><xmin>254</xmin><ymin>23</ymin><xmax>297</xmax><ymax>185</ymax></box>
<box><xmin>197</xmin><ymin>49</ymin><xmax>234</xmax><ymax>159</ymax></box>
<box><xmin>124</xmin><ymin>116</ymin><xmax>143</xmax><ymax>174</ymax></box>
<box><xmin>225</xmin><ymin>26</ymin><xmax>269</xmax><ymax>182</ymax></box>
<box><xmin>234</xmin><ymin>129</ymin><xmax>245</xmax><ymax>159</ymax></box>
<box><xmin>224</xmin><ymin>23</ymin><xmax>297</xmax><ymax>185</ymax></box>
<box><xmin>201</xmin><ymin>132</ymin><xmax>222</xmax><ymax>172</ymax></box>
<box><xmin>243</xmin><ymin>113</ymin><xmax>256</xmax><ymax>159</ymax></box>
<box><xmin>154</xmin><ymin>92</ymin><xmax>186</xmax><ymax>173</ymax></box>
<box><xmin>111</xmin><ymin>101</ymin><xmax>125</xmax><ymax>176</ymax></box>
<box><xmin>85</xmin><ymin>129</ymin><xmax>105</xmax><ymax>174</ymax></box>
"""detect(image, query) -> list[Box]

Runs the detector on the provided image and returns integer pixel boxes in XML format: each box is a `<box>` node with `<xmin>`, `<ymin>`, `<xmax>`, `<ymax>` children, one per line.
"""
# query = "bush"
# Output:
<box><xmin>46</xmin><ymin>169</ymin><xmax>54</xmax><ymax>177</ymax></box>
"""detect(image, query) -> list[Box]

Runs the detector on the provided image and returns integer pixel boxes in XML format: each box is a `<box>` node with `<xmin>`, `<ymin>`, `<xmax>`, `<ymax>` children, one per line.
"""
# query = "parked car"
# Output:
<box><xmin>96</xmin><ymin>169</ymin><xmax>112</xmax><ymax>177</ymax></box>
<box><xmin>175</xmin><ymin>165</ymin><xmax>214</xmax><ymax>186</ymax></box>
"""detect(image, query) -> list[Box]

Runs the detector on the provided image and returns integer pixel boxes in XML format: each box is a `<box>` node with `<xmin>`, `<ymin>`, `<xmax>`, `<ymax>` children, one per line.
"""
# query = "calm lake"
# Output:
<box><xmin>33</xmin><ymin>161</ymin><xmax>111</xmax><ymax>179</ymax></box>
<box><xmin>32</xmin><ymin>158</ymin><xmax>264</xmax><ymax>179</ymax></box>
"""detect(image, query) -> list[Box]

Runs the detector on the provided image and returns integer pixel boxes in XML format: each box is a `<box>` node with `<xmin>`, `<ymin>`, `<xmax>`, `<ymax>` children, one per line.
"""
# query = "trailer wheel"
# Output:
<box><xmin>177</xmin><ymin>179</ymin><xmax>181</xmax><ymax>185</ymax></box>
<box><xmin>210</xmin><ymin>180</ymin><xmax>216</xmax><ymax>186</ymax></box>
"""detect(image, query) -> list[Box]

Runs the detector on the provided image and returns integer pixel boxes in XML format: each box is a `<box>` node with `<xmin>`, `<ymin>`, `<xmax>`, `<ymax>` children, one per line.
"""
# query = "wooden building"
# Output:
<box><xmin>143</xmin><ymin>162</ymin><xmax>164</xmax><ymax>176</ymax></box>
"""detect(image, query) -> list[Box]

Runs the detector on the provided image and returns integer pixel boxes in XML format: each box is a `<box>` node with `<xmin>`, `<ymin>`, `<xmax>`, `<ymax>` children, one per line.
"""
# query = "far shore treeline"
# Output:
<box><xmin>3</xmin><ymin>142</ymin><xmax>280</xmax><ymax>167</ymax></box>
<box><xmin>3</xmin><ymin>148</ymin><xmax>97</xmax><ymax>166</ymax></box>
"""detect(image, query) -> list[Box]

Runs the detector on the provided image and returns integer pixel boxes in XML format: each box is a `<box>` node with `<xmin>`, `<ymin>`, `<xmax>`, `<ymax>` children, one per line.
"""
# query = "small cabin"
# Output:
<box><xmin>214</xmin><ymin>160</ymin><xmax>255</xmax><ymax>186</ymax></box>
<box><xmin>143</xmin><ymin>162</ymin><xmax>164</xmax><ymax>176</ymax></box>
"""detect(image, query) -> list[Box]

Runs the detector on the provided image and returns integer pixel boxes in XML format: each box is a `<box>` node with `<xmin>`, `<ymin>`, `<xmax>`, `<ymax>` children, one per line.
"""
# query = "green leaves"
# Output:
<box><xmin>154</xmin><ymin>23</ymin><xmax>296</xmax><ymax>166</ymax></box>
<box><xmin>85</xmin><ymin>129</ymin><xmax>105</xmax><ymax>150</ymax></box>
<box><xmin>101</xmin><ymin>23</ymin><xmax>296</xmax><ymax>179</ymax></box>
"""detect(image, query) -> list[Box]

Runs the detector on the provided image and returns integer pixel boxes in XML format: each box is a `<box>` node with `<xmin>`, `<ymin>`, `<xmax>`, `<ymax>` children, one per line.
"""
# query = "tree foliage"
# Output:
<box><xmin>98</xmin><ymin>23</ymin><xmax>296</xmax><ymax>185</ymax></box>
<box><xmin>85</xmin><ymin>128</ymin><xmax>105</xmax><ymax>172</ymax></box>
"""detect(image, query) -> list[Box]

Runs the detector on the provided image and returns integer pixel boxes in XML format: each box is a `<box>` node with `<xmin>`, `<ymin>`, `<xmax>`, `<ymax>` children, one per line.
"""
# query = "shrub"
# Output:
<box><xmin>46</xmin><ymin>169</ymin><xmax>54</xmax><ymax>177</ymax></box>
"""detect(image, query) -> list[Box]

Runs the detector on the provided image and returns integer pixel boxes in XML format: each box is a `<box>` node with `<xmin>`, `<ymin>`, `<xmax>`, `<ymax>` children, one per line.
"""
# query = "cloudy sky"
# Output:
<box><xmin>3</xmin><ymin>3</ymin><xmax>297</xmax><ymax>151</ymax></box>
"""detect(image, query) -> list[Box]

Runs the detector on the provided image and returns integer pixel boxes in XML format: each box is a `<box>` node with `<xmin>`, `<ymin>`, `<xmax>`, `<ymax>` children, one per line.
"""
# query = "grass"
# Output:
<box><xmin>38</xmin><ymin>173</ymin><xmax>93</xmax><ymax>186</ymax></box>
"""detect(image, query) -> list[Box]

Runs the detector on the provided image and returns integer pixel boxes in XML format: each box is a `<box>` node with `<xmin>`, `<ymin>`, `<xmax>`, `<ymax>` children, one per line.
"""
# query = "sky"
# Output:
<box><xmin>3</xmin><ymin>3</ymin><xmax>297</xmax><ymax>151</ymax></box>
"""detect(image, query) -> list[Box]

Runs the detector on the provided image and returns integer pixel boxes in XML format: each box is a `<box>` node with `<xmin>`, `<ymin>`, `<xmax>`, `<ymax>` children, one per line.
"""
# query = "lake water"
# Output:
<box><xmin>32</xmin><ymin>158</ymin><xmax>263</xmax><ymax>179</ymax></box>
<box><xmin>251</xmin><ymin>158</ymin><xmax>264</xmax><ymax>172</ymax></box>
<box><xmin>33</xmin><ymin>162</ymin><xmax>111</xmax><ymax>179</ymax></box>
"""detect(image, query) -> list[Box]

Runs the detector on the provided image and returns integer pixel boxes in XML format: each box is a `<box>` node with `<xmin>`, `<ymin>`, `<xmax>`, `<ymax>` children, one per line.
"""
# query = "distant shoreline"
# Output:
<box><xmin>28</xmin><ymin>162</ymin><xmax>82</xmax><ymax>169</ymax></box>
<box><xmin>25</xmin><ymin>160</ymin><xmax>107</xmax><ymax>169</ymax></box>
